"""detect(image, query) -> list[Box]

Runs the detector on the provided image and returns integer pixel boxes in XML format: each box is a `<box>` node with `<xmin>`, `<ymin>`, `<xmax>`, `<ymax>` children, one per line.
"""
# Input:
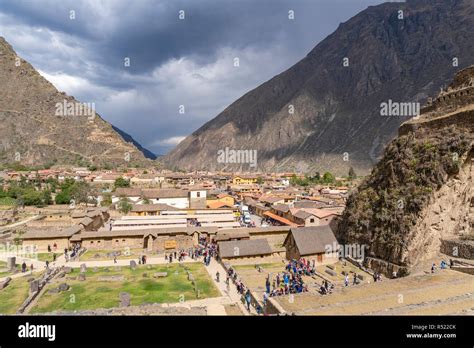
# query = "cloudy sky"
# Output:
<box><xmin>0</xmin><ymin>0</ymin><xmax>386</xmax><ymax>156</ymax></box>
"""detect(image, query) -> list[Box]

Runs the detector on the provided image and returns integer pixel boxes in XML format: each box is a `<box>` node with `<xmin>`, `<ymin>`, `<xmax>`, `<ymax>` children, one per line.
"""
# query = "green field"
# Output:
<box><xmin>0</xmin><ymin>261</ymin><xmax>21</xmax><ymax>277</ymax></box>
<box><xmin>0</xmin><ymin>275</ymin><xmax>33</xmax><ymax>314</ymax></box>
<box><xmin>31</xmin><ymin>263</ymin><xmax>220</xmax><ymax>313</ymax></box>
<box><xmin>35</xmin><ymin>252</ymin><xmax>61</xmax><ymax>262</ymax></box>
<box><xmin>0</xmin><ymin>197</ymin><xmax>16</xmax><ymax>206</ymax></box>
<box><xmin>232</xmin><ymin>262</ymin><xmax>285</xmax><ymax>270</ymax></box>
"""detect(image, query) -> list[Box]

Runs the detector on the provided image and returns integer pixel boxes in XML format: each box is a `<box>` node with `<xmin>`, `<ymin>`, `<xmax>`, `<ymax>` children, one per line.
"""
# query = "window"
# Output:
<box><xmin>90</xmin><ymin>241</ymin><xmax>94</xmax><ymax>244</ymax></box>
<box><xmin>310</xmin><ymin>218</ymin><xmax>315</xmax><ymax>223</ymax></box>
<box><xmin>196</xmin><ymin>192</ymin><xmax>200</xmax><ymax>197</ymax></box>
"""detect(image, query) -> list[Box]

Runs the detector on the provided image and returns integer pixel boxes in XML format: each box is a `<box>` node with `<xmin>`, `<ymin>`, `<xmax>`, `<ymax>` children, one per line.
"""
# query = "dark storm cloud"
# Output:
<box><xmin>0</xmin><ymin>0</ymin><xmax>385</xmax><ymax>155</ymax></box>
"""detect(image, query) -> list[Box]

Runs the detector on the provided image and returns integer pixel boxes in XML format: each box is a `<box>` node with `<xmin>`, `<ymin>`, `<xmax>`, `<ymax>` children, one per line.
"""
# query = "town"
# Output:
<box><xmin>0</xmin><ymin>165</ymin><xmax>471</xmax><ymax>316</ymax></box>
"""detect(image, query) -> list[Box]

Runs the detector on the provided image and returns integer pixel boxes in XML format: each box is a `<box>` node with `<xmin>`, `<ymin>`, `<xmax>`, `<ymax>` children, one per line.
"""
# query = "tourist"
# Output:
<box><xmin>265</xmin><ymin>277</ymin><xmax>270</xmax><ymax>294</ymax></box>
<box><xmin>245</xmin><ymin>290</ymin><xmax>251</xmax><ymax>311</ymax></box>
<box><xmin>53</xmin><ymin>254</ymin><xmax>57</xmax><ymax>262</ymax></box>
<box><xmin>431</xmin><ymin>263</ymin><xmax>436</xmax><ymax>273</ymax></box>
<box><xmin>353</xmin><ymin>273</ymin><xmax>357</xmax><ymax>285</ymax></box>
<box><xmin>47</xmin><ymin>245</ymin><xmax>51</xmax><ymax>253</ymax></box>
<box><xmin>114</xmin><ymin>256</ymin><xmax>117</xmax><ymax>264</ymax></box>
<box><xmin>45</xmin><ymin>260</ymin><xmax>49</xmax><ymax>269</ymax></box>
<box><xmin>344</xmin><ymin>274</ymin><xmax>349</xmax><ymax>287</ymax></box>
<box><xmin>30</xmin><ymin>264</ymin><xmax>34</xmax><ymax>273</ymax></box>
<box><xmin>216</xmin><ymin>271</ymin><xmax>220</xmax><ymax>282</ymax></box>
<box><xmin>21</xmin><ymin>262</ymin><xmax>27</xmax><ymax>273</ymax></box>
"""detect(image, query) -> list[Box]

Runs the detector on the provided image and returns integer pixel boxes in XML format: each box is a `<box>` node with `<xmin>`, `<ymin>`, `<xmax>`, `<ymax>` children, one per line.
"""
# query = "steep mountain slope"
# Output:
<box><xmin>0</xmin><ymin>37</ymin><xmax>155</xmax><ymax>168</ymax></box>
<box><xmin>337</xmin><ymin>65</ymin><xmax>474</xmax><ymax>277</ymax></box>
<box><xmin>163</xmin><ymin>0</ymin><xmax>474</xmax><ymax>175</ymax></box>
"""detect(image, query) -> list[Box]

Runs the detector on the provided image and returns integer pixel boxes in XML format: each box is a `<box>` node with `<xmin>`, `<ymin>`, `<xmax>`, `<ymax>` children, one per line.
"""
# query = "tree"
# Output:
<box><xmin>42</xmin><ymin>190</ymin><xmax>53</xmax><ymax>205</ymax></box>
<box><xmin>117</xmin><ymin>197</ymin><xmax>132</xmax><ymax>214</ymax></box>
<box><xmin>55</xmin><ymin>190</ymin><xmax>71</xmax><ymax>204</ymax></box>
<box><xmin>256</xmin><ymin>176</ymin><xmax>264</xmax><ymax>185</ymax></box>
<box><xmin>114</xmin><ymin>177</ymin><xmax>130</xmax><ymax>189</ymax></box>
<box><xmin>22</xmin><ymin>189</ymin><xmax>44</xmax><ymax>206</ymax></box>
<box><xmin>142</xmin><ymin>198</ymin><xmax>151</xmax><ymax>205</ymax></box>
<box><xmin>348</xmin><ymin>167</ymin><xmax>357</xmax><ymax>180</ymax></box>
<box><xmin>322</xmin><ymin>172</ymin><xmax>335</xmax><ymax>184</ymax></box>
<box><xmin>101</xmin><ymin>193</ymin><xmax>112</xmax><ymax>207</ymax></box>
<box><xmin>70</xmin><ymin>181</ymin><xmax>93</xmax><ymax>205</ymax></box>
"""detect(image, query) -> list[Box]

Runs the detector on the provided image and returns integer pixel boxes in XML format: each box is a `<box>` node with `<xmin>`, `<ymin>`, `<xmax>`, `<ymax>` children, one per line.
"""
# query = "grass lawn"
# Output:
<box><xmin>0</xmin><ymin>261</ymin><xmax>21</xmax><ymax>277</ymax></box>
<box><xmin>35</xmin><ymin>252</ymin><xmax>61</xmax><ymax>262</ymax></box>
<box><xmin>0</xmin><ymin>275</ymin><xmax>33</xmax><ymax>314</ymax></box>
<box><xmin>0</xmin><ymin>197</ymin><xmax>16</xmax><ymax>207</ymax></box>
<box><xmin>31</xmin><ymin>263</ymin><xmax>220</xmax><ymax>313</ymax></box>
<box><xmin>232</xmin><ymin>262</ymin><xmax>285</xmax><ymax>271</ymax></box>
<box><xmin>79</xmin><ymin>248</ymin><xmax>144</xmax><ymax>261</ymax></box>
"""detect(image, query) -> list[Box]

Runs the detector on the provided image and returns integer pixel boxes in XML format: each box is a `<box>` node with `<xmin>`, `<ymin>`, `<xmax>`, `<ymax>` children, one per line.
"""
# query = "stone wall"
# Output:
<box><xmin>23</xmin><ymin>238</ymin><xmax>70</xmax><ymax>253</ymax></box>
<box><xmin>440</xmin><ymin>239</ymin><xmax>474</xmax><ymax>259</ymax></box>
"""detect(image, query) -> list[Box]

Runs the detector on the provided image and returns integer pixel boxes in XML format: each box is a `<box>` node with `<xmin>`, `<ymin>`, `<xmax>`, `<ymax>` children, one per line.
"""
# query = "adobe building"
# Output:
<box><xmin>218</xmin><ymin>239</ymin><xmax>279</xmax><ymax>265</ymax></box>
<box><xmin>22</xmin><ymin>225</ymin><xmax>83</xmax><ymax>252</ymax></box>
<box><xmin>284</xmin><ymin>226</ymin><xmax>339</xmax><ymax>265</ymax></box>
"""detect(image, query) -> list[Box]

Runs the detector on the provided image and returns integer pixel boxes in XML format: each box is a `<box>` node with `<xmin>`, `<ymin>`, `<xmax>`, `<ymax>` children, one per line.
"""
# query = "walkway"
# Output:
<box><xmin>204</xmin><ymin>258</ymin><xmax>257</xmax><ymax>315</ymax></box>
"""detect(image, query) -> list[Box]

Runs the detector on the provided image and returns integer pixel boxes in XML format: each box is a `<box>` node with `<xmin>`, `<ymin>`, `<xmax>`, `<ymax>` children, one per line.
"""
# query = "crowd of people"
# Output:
<box><xmin>265</xmin><ymin>259</ymin><xmax>310</xmax><ymax>297</ymax></box>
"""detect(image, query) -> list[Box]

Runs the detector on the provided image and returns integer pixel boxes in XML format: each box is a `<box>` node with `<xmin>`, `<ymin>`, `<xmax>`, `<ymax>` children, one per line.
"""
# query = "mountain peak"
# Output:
<box><xmin>163</xmin><ymin>0</ymin><xmax>474</xmax><ymax>175</ymax></box>
<box><xmin>0</xmin><ymin>37</ymin><xmax>155</xmax><ymax>168</ymax></box>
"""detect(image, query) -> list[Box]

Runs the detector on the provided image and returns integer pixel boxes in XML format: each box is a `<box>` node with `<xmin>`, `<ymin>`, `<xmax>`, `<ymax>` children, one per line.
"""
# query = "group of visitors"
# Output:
<box><xmin>187</xmin><ymin>218</ymin><xmax>202</xmax><ymax>227</ymax></box>
<box><xmin>319</xmin><ymin>279</ymin><xmax>333</xmax><ymax>295</ymax></box>
<box><xmin>265</xmin><ymin>259</ymin><xmax>310</xmax><ymax>297</ymax></box>
<box><xmin>285</xmin><ymin>258</ymin><xmax>316</xmax><ymax>276</ymax></box>
<box><xmin>21</xmin><ymin>261</ymin><xmax>34</xmax><ymax>273</ymax></box>
<box><xmin>225</xmin><ymin>267</ymin><xmax>253</xmax><ymax>311</ymax></box>
<box><xmin>373</xmin><ymin>271</ymin><xmax>382</xmax><ymax>282</ymax></box>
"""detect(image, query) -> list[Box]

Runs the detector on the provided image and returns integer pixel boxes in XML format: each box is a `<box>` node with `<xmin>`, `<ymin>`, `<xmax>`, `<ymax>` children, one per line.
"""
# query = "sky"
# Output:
<box><xmin>0</xmin><ymin>0</ymin><xmax>387</xmax><ymax>156</ymax></box>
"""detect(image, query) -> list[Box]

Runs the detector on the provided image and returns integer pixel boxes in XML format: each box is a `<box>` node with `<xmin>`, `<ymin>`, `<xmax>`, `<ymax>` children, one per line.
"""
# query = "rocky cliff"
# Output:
<box><xmin>0</xmin><ymin>37</ymin><xmax>155</xmax><ymax>168</ymax></box>
<box><xmin>163</xmin><ymin>0</ymin><xmax>474</xmax><ymax>175</ymax></box>
<box><xmin>337</xmin><ymin>66</ymin><xmax>474</xmax><ymax>276</ymax></box>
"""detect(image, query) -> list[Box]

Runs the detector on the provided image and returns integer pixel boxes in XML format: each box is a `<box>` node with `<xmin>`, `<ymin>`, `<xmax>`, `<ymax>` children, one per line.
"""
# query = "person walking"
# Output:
<box><xmin>344</xmin><ymin>274</ymin><xmax>349</xmax><ymax>287</ymax></box>
<box><xmin>245</xmin><ymin>290</ymin><xmax>251</xmax><ymax>311</ymax></box>
<box><xmin>216</xmin><ymin>271</ymin><xmax>220</xmax><ymax>282</ymax></box>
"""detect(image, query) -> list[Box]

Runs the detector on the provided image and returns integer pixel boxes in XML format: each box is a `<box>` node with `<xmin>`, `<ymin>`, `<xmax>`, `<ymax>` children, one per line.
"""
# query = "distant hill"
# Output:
<box><xmin>112</xmin><ymin>126</ymin><xmax>157</xmax><ymax>160</ymax></box>
<box><xmin>163</xmin><ymin>0</ymin><xmax>474</xmax><ymax>175</ymax></box>
<box><xmin>0</xmin><ymin>36</ymin><xmax>155</xmax><ymax>168</ymax></box>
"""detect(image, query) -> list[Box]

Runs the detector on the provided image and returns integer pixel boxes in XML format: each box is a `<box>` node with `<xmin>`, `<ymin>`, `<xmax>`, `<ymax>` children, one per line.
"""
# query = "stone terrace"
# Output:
<box><xmin>273</xmin><ymin>269</ymin><xmax>474</xmax><ymax>315</ymax></box>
